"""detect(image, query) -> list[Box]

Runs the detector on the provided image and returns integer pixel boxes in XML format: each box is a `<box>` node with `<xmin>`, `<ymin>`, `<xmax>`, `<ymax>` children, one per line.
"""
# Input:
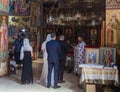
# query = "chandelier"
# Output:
<box><xmin>74</xmin><ymin>11</ymin><xmax>82</xmax><ymax>19</ymax></box>
<box><xmin>59</xmin><ymin>12</ymin><xmax>65</xmax><ymax>20</ymax></box>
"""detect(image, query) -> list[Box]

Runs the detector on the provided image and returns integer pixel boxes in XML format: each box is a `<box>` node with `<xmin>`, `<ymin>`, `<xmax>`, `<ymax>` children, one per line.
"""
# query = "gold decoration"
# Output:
<box><xmin>106</xmin><ymin>0</ymin><xmax>112</xmax><ymax>4</ymax></box>
<box><xmin>116</xmin><ymin>0</ymin><xmax>120</xmax><ymax>3</ymax></box>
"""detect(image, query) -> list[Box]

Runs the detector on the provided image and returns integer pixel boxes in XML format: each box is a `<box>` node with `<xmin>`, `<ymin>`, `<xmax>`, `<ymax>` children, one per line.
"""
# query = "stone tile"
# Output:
<box><xmin>0</xmin><ymin>70</ymin><xmax>82</xmax><ymax>92</ymax></box>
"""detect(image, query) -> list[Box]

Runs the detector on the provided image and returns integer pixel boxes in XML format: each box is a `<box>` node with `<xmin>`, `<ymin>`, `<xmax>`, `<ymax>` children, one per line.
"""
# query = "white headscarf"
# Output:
<box><xmin>41</xmin><ymin>34</ymin><xmax>51</xmax><ymax>57</ymax></box>
<box><xmin>45</xmin><ymin>34</ymin><xmax>51</xmax><ymax>42</ymax></box>
<box><xmin>23</xmin><ymin>38</ymin><xmax>32</xmax><ymax>51</ymax></box>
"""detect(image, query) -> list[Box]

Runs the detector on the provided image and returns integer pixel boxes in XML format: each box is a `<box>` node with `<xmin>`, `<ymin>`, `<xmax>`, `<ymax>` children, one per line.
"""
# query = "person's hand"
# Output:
<box><xmin>42</xmin><ymin>49</ymin><xmax>45</xmax><ymax>53</ymax></box>
<box><xmin>31</xmin><ymin>52</ymin><xmax>33</xmax><ymax>57</ymax></box>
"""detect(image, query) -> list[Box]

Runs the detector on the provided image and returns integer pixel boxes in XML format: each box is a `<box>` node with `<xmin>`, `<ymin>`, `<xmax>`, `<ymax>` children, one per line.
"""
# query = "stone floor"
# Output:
<box><xmin>1</xmin><ymin>58</ymin><xmax>119</xmax><ymax>92</ymax></box>
<box><xmin>1</xmin><ymin>70</ymin><xmax>120</xmax><ymax>92</ymax></box>
<box><xmin>0</xmin><ymin>69</ymin><xmax>82</xmax><ymax>92</ymax></box>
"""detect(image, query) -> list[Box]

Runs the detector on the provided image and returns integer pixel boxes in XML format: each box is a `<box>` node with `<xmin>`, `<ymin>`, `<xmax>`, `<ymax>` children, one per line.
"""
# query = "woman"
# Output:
<box><xmin>36</xmin><ymin>34</ymin><xmax>54</xmax><ymax>86</ymax></box>
<box><xmin>21</xmin><ymin>38</ymin><xmax>33</xmax><ymax>85</ymax></box>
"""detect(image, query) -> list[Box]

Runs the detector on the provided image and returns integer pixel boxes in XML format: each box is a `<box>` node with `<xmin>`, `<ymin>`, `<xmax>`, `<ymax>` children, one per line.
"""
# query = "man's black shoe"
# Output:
<box><xmin>47</xmin><ymin>85</ymin><xmax>50</xmax><ymax>88</ymax></box>
<box><xmin>53</xmin><ymin>85</ymin><xmax>61</xmax><ymax>89</ymax></box>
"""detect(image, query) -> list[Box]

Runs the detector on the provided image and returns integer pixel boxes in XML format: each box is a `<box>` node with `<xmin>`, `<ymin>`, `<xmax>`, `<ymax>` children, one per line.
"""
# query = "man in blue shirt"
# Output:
<box><xmin>13</xmin><ymin>35</ymin><xmax>23</xmax><ymax>69</ymax></box>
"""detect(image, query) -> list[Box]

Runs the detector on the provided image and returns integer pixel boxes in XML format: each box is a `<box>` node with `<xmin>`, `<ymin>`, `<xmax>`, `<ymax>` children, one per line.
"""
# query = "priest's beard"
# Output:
<box><xmin>111</xmin><ymin>18</ymin><xmax>116</xmax><ymax>23</ymax></box>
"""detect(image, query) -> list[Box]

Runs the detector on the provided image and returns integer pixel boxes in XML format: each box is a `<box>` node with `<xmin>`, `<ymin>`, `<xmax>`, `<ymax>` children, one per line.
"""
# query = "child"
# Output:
<box><xmin>9</xmin><ymin>49</ymin><xmax>14</xmax><ymax>60</ymax></box>
<box><xmin>8</xmin><ymin>49</ymin><xmax>16</xmax><ymax>74</ymax></box>
<box><xmin>66</xmin><ymin>46</ymin><xmax>74</xmax><ymax>73</ymax></box>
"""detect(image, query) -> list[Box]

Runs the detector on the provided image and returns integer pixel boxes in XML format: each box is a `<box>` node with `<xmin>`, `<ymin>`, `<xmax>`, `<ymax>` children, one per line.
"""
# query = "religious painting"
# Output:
<box><xmin>0</xmin><ymin>14</ymin><xmax>8</xmax><ymax>77</ymax></box>
<box><xmin>85</xmin><ymin>48</ymin><xmax>99</xmax><ymax>64</ymax></box>
<box><xmin>30</xmin><ymin>28</ymin><xmax>37</xmax><ymax>41</ymax></box>
<box><xmin>0</xmin><ymin>0</ymin><xmax>9</xmax><ymax>13</ymax></box>
<box><xmin>90</xmin><ymin>29</ymin><xmax>97</xmax><ymax>40</ymax></box>
<box><xmin>9</xmin><ymin>0</ymin><xmax>30</xmax><ymax>15</ymax></box>
<box><xmin>8</xmin><ymin>16</ymin><xmax>30</xmax><ymax>42</ymax></box>
<box><xmin>100</xmin><ymin>47</ymin><xmax>116</xmax><ymax>67</ymax></box>
<box><xmin>65</xmin><ymin>29</ymin><xmax>72</xmax><ymax>41</ymax></box>
<box><xmin>106</xmin><ymin>10</ymin><xmax>120</xmax><ymax>47</ymax></box>
<box><xmin>0</xmin><ymin>15</ymin><xmax>8</xmax><ymax>59</ymax></box>
<box><xmin>90</xmin><ymin>29</ymin><xmax>98</xmax><ymax>46</ymax></box>
<box><xmin>30</xmin><ymin>1</ymin><xmax>40</xmax><ymax>27</ymax></box>
<box><xmin>30</xmin><ymin>28</ymin><xmax>38</xmax><ymax>59</ymax></box>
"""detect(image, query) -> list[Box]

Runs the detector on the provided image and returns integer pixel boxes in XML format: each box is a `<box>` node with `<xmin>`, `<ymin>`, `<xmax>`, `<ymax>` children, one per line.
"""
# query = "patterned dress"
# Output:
<box><xmin>74</xmin><ymin>41</ymin><xmax>86</xmax><ymax>74</ymax></box>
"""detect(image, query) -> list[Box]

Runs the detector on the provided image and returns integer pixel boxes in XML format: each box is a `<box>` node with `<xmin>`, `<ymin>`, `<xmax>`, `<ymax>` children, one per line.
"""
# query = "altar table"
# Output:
<box><xmin>79</xmin><ymin>64</ymin><xmax>119</xmax><ymax>92</ymax></box>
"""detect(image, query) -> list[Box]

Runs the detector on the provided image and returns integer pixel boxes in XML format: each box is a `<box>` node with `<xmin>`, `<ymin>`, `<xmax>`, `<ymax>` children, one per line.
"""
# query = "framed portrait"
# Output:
<box><xmin>90</xmin><ymin>29</ymin><xmax>97</xmax><ymax>40</ymax></box>
<box><xmin>100</xmin><ymin>47</ymin><xmax>116</xmax><ymax>66</ymax></box>
<box><xmin>85</xmin><ymin>48</ymin><xmax>99</xmax><ymax>64</ymax></box>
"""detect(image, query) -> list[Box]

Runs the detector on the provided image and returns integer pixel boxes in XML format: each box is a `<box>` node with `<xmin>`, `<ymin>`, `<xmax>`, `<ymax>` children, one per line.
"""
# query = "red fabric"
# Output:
<box><xmin>67</xmin><ymin>49</ymin><xmax>74</xmax><ymax>57</ymax></box>
<box><xmin>85</xmin><ymin>46</ymin><xmax>100</xmax><ymax>48</ymax></box>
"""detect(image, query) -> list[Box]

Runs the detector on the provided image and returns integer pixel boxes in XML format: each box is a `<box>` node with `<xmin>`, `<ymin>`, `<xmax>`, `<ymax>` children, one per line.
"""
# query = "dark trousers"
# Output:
<box><xmin>47</xmin><ymin>61</ymin><xmax>59</xmax><ymax>86</ymax></box>
<box><xmin>14</xmin><ymin>52</ymin><xmax>21</xmax><ymax>64</ymax></box>
<box><xmin>59</xmin><ymin>59</ymin><xmax>65</xmax><ymax>81</ymax></box>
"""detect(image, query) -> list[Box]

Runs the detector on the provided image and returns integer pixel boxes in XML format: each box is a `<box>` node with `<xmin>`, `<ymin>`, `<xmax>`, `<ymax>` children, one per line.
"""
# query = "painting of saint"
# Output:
<box><xmin>8</xmin><ymin>23</ymin><xmax>13</xmax><ymax>37</ymax></box>
<box><xmin>0</xmin><ymin>15</ymin><xmax>8</xmax><ymax>77</ymax></box>
<box><xmin>85</xmin><ymin>48</ymin><xmax>99</xmax><ymax>64</ymax></box>
<box><xmin>88</xmin><ymin>51</ymin><xmax>97</xmax><ymax>63</ymax></box>
<box><xmin>90</xmin><ymin>29</ymin><xmax>97</xmax><ymax>46</ymax></box>
<box><xmin>100</xmin><ymin>47</ymin><xmax>116</xmax><ymax>67</ymax></box>
<box><xmin>20</xmin><ymin>0</ymin><xmax>30</xmax><ymax>15</ymax></box>
<box><xmin>106</xmin><ymin>13</ymin><xmax>120</xmax><ymax>46</ymax></box>
<box><xmin>104</xmin><ymin>50</ymin><xmax>112</xmax><ymax>66</ymax></box>
<box><xmin>0</xmin><ymin>16</ymin><xmax>8</xmax><ymax>58</ymax></box>
<box><xmin>14</xmin><ymin>0</ymin><xmax>21</xmax><ymax>14</ymax></box>
<box><xmin>90</xmin><ymin>29</ymin><xmax>97</xmax><ymax>40</ymax></box>
<box><xmin>9</xmin><ymin>0</ymin><xmax>30</xmax><ymax>15</ymax></box>
<box><xmin>0</xmin><ymin>0</ymin><xmax>9</xmax><ymax>13</ymax></box>
<box><xmin>30</xmin><ymin>2</ymin><xmax>37</xmax><ymax>26</ymax></box>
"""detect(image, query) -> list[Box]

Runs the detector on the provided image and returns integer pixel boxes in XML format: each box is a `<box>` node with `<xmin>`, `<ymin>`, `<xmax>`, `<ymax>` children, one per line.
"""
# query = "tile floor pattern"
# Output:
<box><xmin>0</xmin><ymin>70</ymin><xmax>82</xmax><ymax>92</ymax></box>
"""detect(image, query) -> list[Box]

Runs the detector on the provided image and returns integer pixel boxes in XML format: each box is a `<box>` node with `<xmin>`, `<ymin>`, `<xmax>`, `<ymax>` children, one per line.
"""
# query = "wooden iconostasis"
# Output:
<box><xmin>44</xmin><ymin>24</ymin><xmax>102</xmax><ymax>47</ymax></box>
<box><xmin>7</xmin><ymin>0</ymin><xmax>41</xmax><ymax>59</ymax></box>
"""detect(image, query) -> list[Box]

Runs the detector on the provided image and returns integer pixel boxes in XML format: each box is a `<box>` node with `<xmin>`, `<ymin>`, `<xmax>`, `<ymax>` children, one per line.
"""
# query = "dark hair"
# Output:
<box><xmin>78</xmin><ymin>35</ymin><xmax>83</xmax><ymax>38</ymax></box>
<box><xmin>78</xmin><ymin>36</ymin><xmax>83</xmax><ymax>39</ymax></box>
<box><xmin>51</xmin><ymin>33</ymin><xmax>56</xmax><ymax>38</ymax></box>
<box><xmin>71</xmin><ymin>43</ymin><xmax>76</xmax><ymax>46</ymax></box>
